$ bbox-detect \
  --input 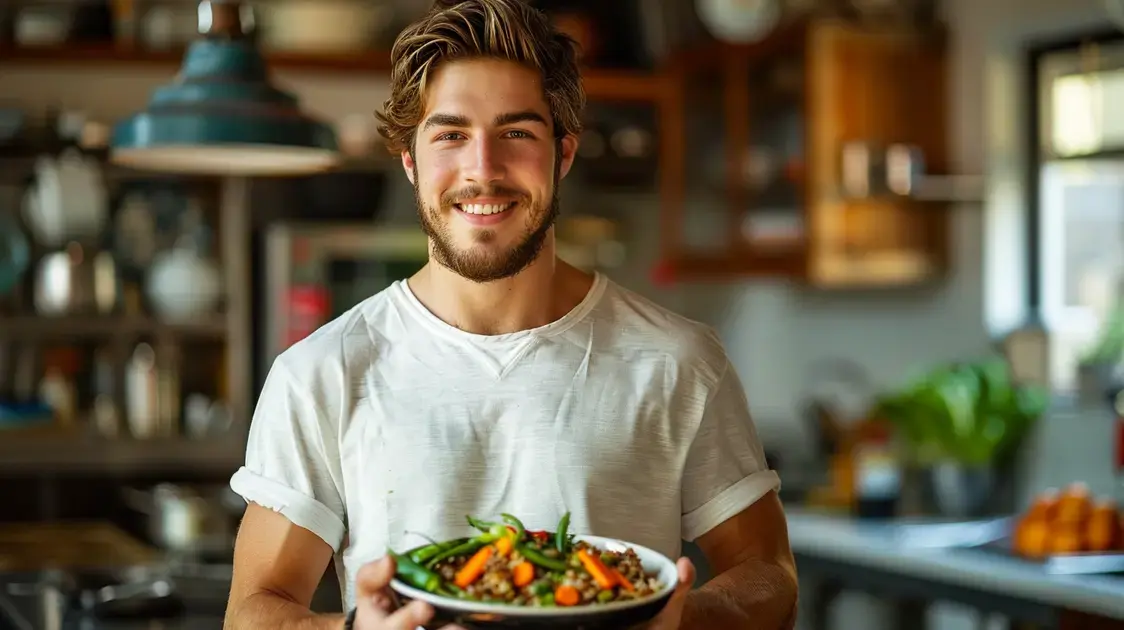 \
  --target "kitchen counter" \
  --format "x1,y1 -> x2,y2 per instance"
0,567 -> 230,630
786,507 -> 1124,628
